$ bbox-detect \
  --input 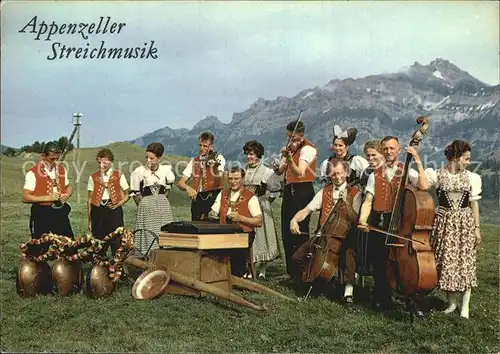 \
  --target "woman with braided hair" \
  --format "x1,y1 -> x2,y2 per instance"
320,125 -> 369,187
425,140 -> 482,319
